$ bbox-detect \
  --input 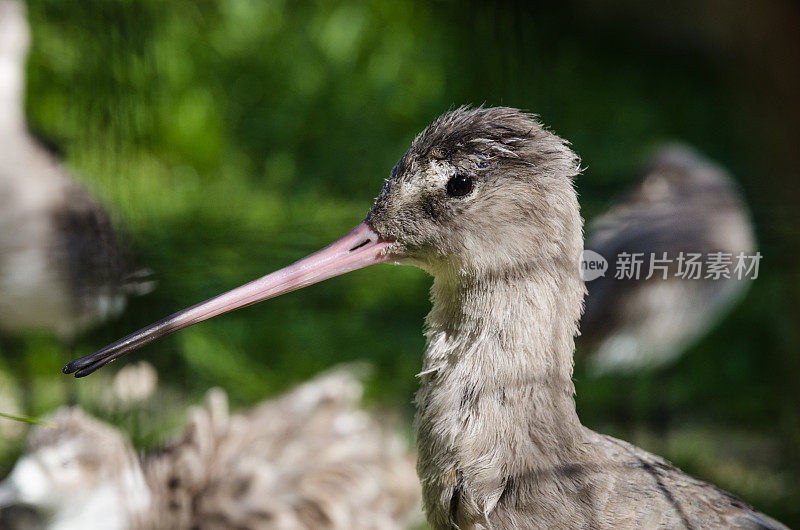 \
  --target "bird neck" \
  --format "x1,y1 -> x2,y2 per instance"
416,259 -> 585,520
0,56 -> 25,136
0,3 -> 28,136
420,259 -> 585,431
